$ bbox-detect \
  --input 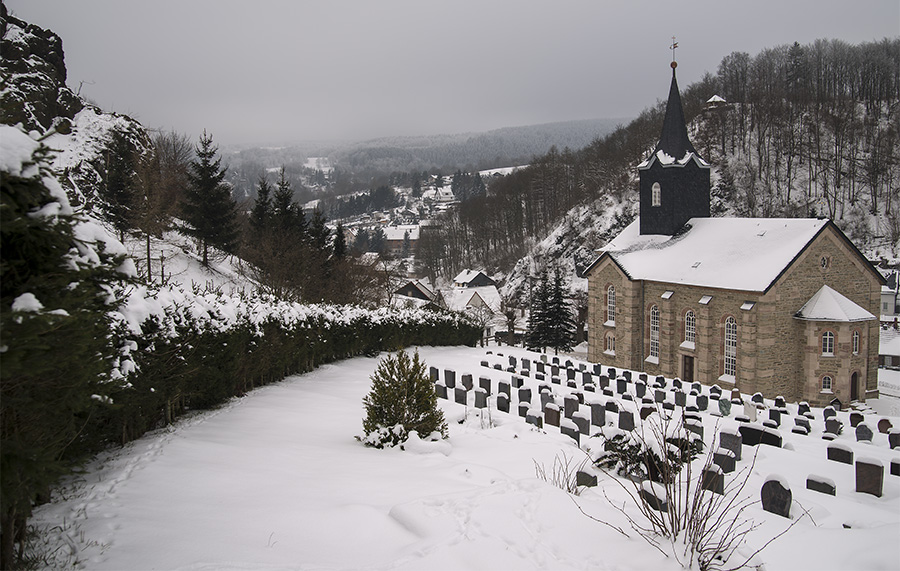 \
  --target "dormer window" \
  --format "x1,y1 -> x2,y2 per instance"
651,182 -> 661,207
